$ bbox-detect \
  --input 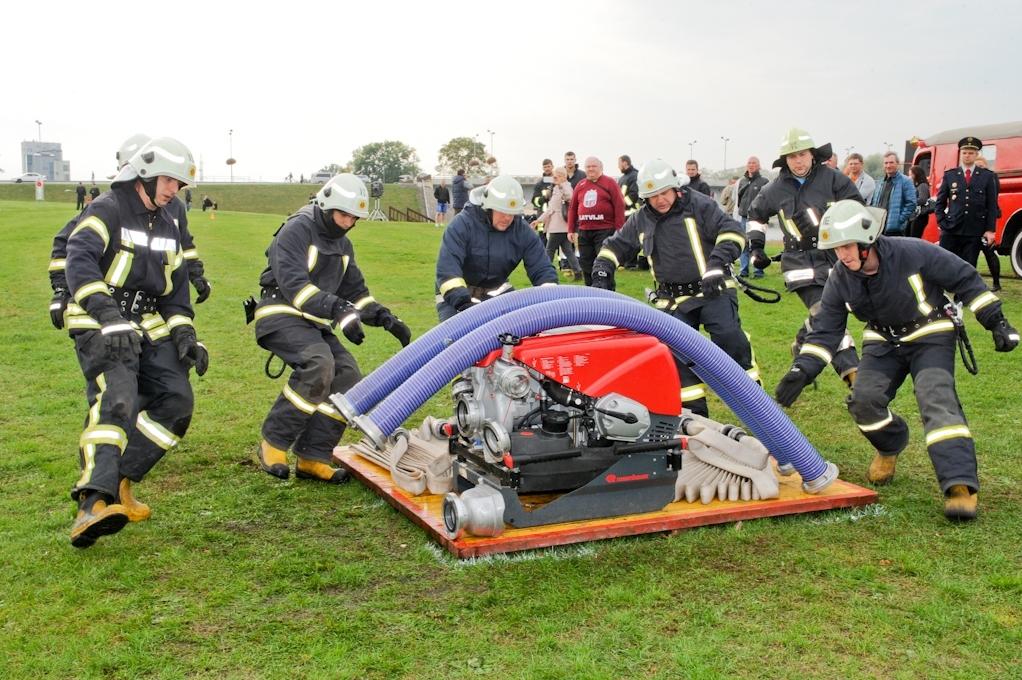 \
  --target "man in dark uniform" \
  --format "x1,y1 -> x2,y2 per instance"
89,183 -> 101,201
617,155 -> 643,269
591,159 -> 758,417
48,134 -> 212,330
935,136 -> 999,268
736,156 -> 769,278
564,151 -> 585,188
776,200 -> 1018,520
253,173 -> 411,483
75,182 -> 86,210
747,128 -> 863,387
63,137 -> 209,547
684,160 -> 712,197
529,159 -> 554,246
435,175 -> 558,321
